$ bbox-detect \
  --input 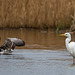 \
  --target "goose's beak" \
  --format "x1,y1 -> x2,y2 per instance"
59,34 -> 65,36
